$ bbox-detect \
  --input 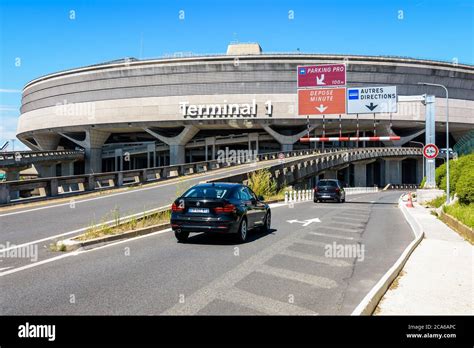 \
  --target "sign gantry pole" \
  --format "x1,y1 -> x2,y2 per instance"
373,113 -> 376,137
